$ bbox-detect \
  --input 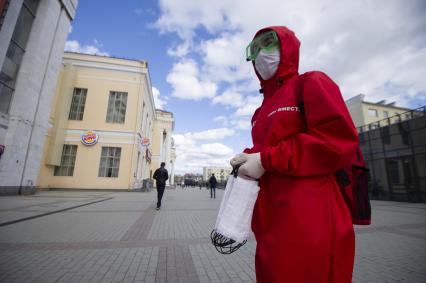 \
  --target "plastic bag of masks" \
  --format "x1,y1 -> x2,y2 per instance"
211,169 -> 260,254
